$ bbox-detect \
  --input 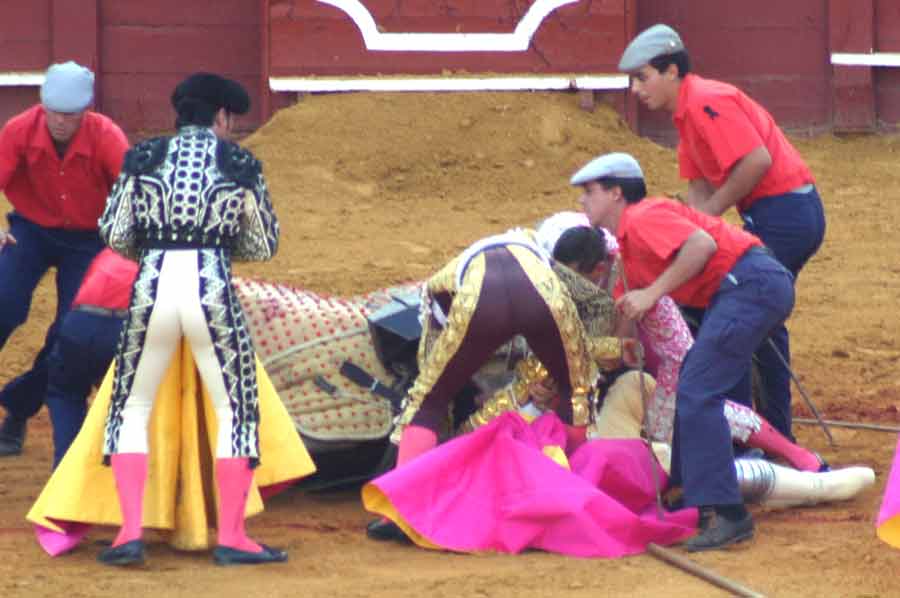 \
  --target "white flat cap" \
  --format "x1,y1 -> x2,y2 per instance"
535,211 -> 589,256
570,152 -> 644,185
618,24 -> 684,72
536,210 -> 619,257
41,61 -> 95,113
